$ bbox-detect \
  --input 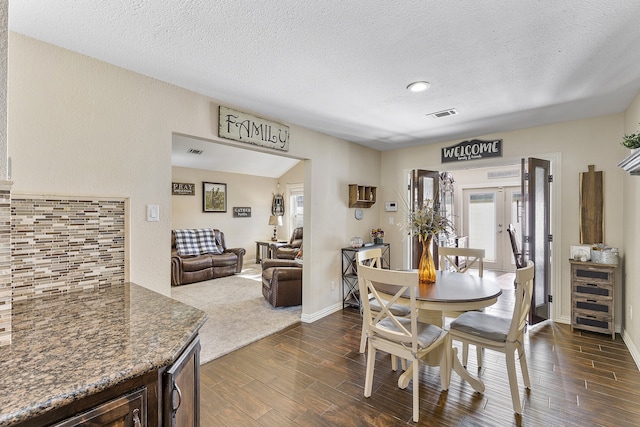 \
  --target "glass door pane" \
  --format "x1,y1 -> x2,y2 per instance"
466,191 -> 497,263
286,184 -> 304,236
463,186 -> 519,271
